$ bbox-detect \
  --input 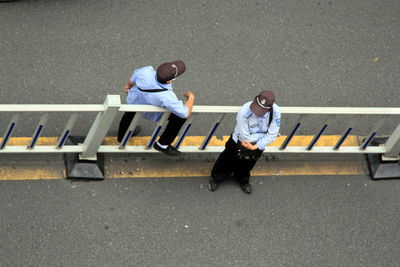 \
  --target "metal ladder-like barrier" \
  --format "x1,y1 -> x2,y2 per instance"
1,95 -> 400,161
